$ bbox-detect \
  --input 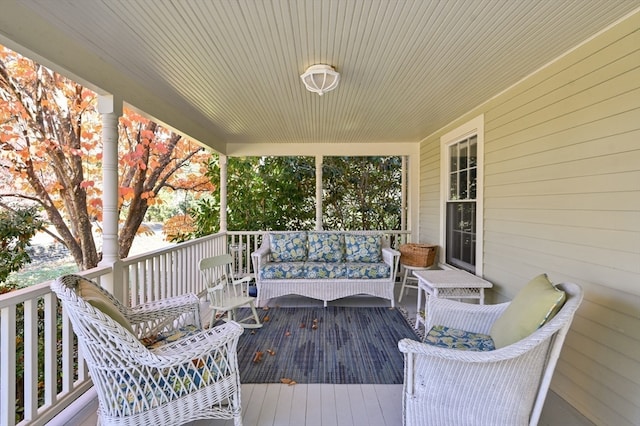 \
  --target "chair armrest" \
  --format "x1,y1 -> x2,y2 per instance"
382,247 -> 400,265
382,247 -> 401,278
426,297 -> 508,335
148,321 -> 244,366
231,275 -> 253,293
251,241 -> 271,281
126,293 -> 202,336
